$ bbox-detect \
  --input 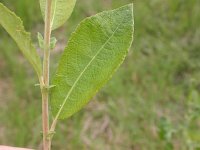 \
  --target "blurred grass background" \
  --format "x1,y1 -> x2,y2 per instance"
0,0 -> 200,149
